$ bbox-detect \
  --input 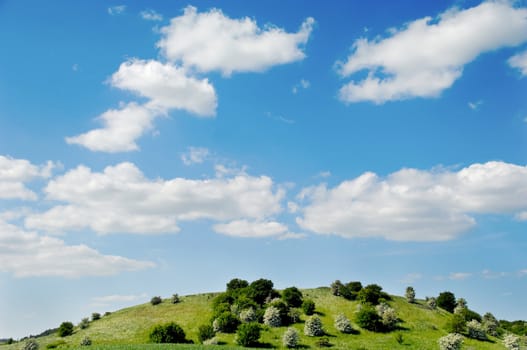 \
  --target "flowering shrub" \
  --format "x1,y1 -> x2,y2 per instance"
426,297 -> 437,310
405,287 -> 415,303
466,319 -> 486,340
22,339 -> 39,350
376,303 -> 398,331
263,306 -> 282,327
503,334 -> 521,350
304,315 -> 324,336
283,327 -> 300,348
240,307 -> 257,323
288,308 -> 301,324
438,333 -> 463,350
334,314 -> 353,334
482,312 -> 499,336
80,336 -> 92,346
